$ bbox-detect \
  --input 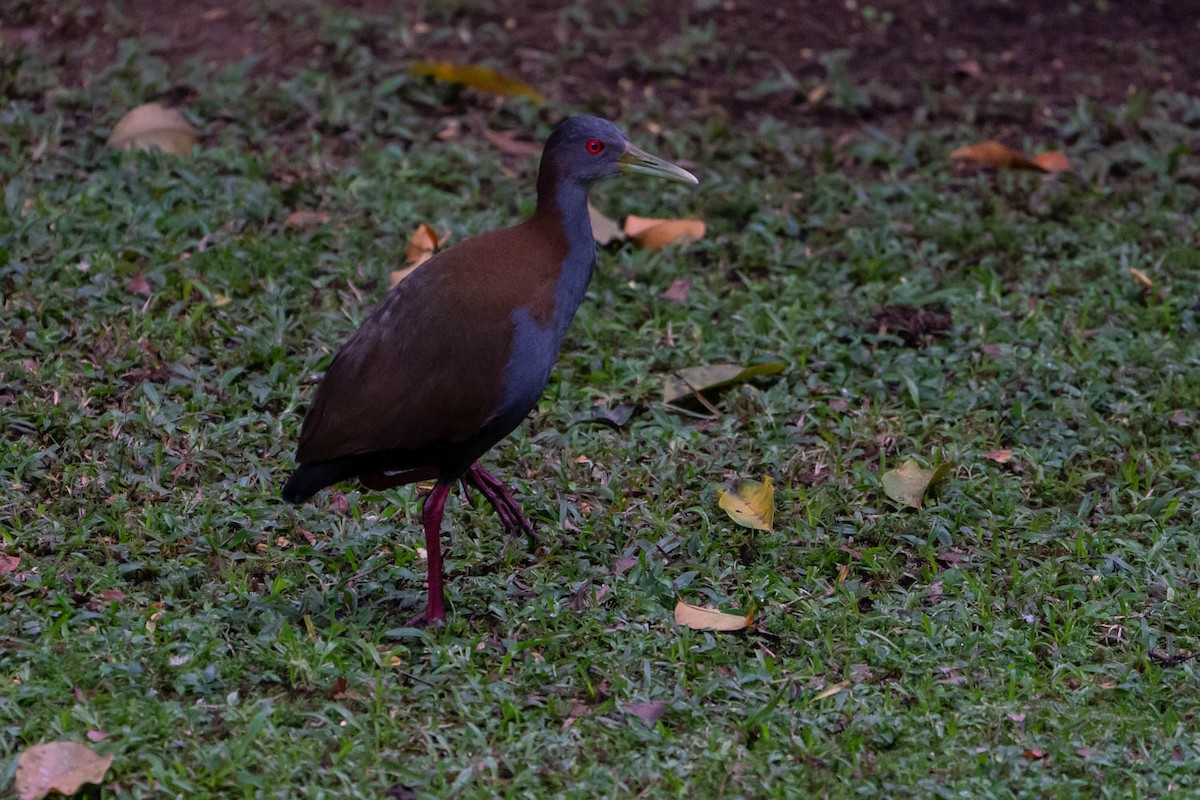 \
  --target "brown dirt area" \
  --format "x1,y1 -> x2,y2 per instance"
5,0 -> 1198,134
